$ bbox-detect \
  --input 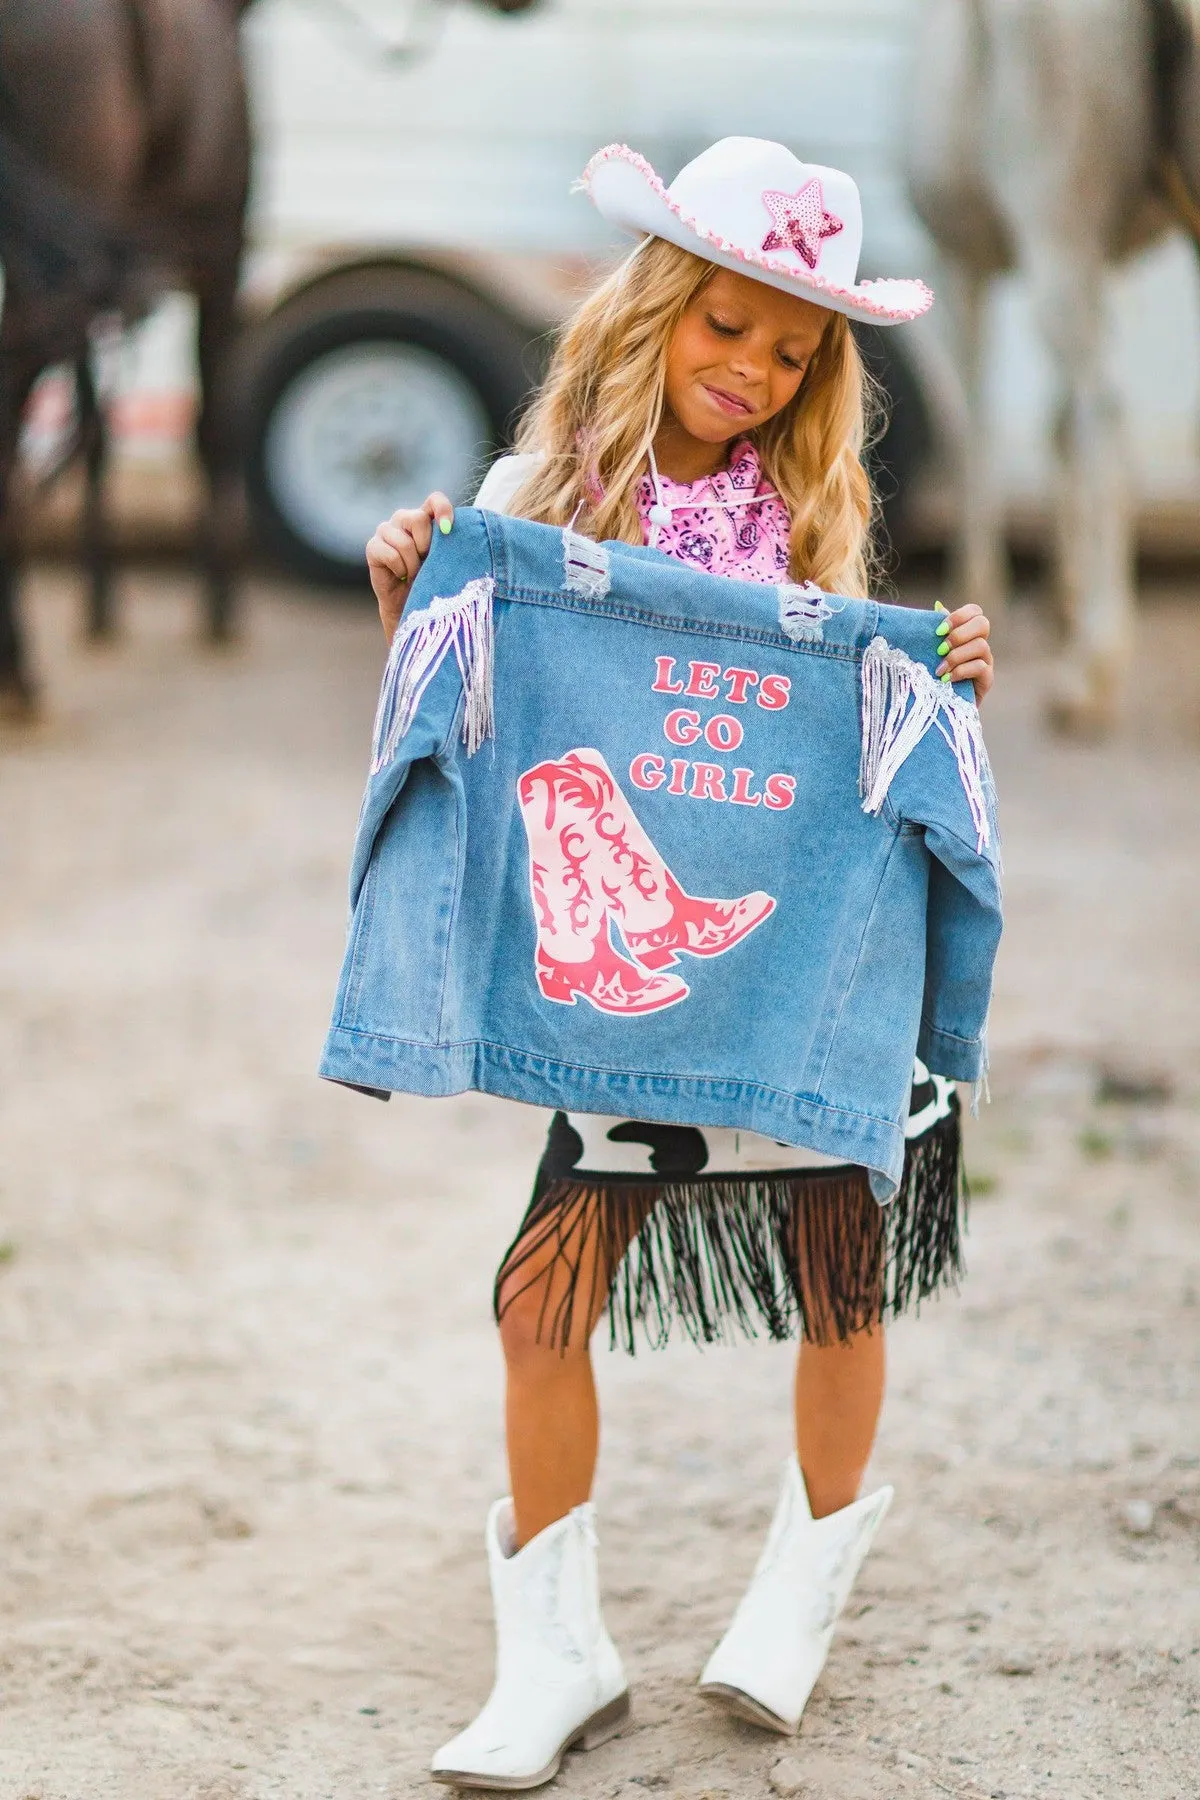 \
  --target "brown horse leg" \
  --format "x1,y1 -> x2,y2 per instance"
78,355 -> 115,640
0,555 -> 36,718
194,248 -> 244,643
0,318 -> 44,716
